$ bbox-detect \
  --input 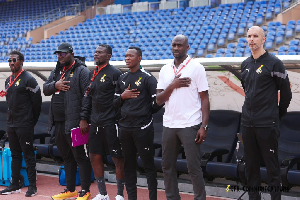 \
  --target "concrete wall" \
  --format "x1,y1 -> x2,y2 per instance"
44,15 -> 86,39
26,16 -> 85,43
189,0 -> 209,7
84,0 -> 114,20
276,4 -> 300,24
